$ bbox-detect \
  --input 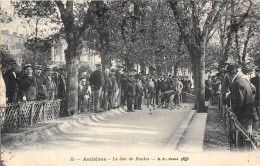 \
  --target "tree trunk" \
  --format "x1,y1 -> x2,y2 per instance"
196,47 -> 206,113
65,47 -> 79,116
190,42 -> 206,113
